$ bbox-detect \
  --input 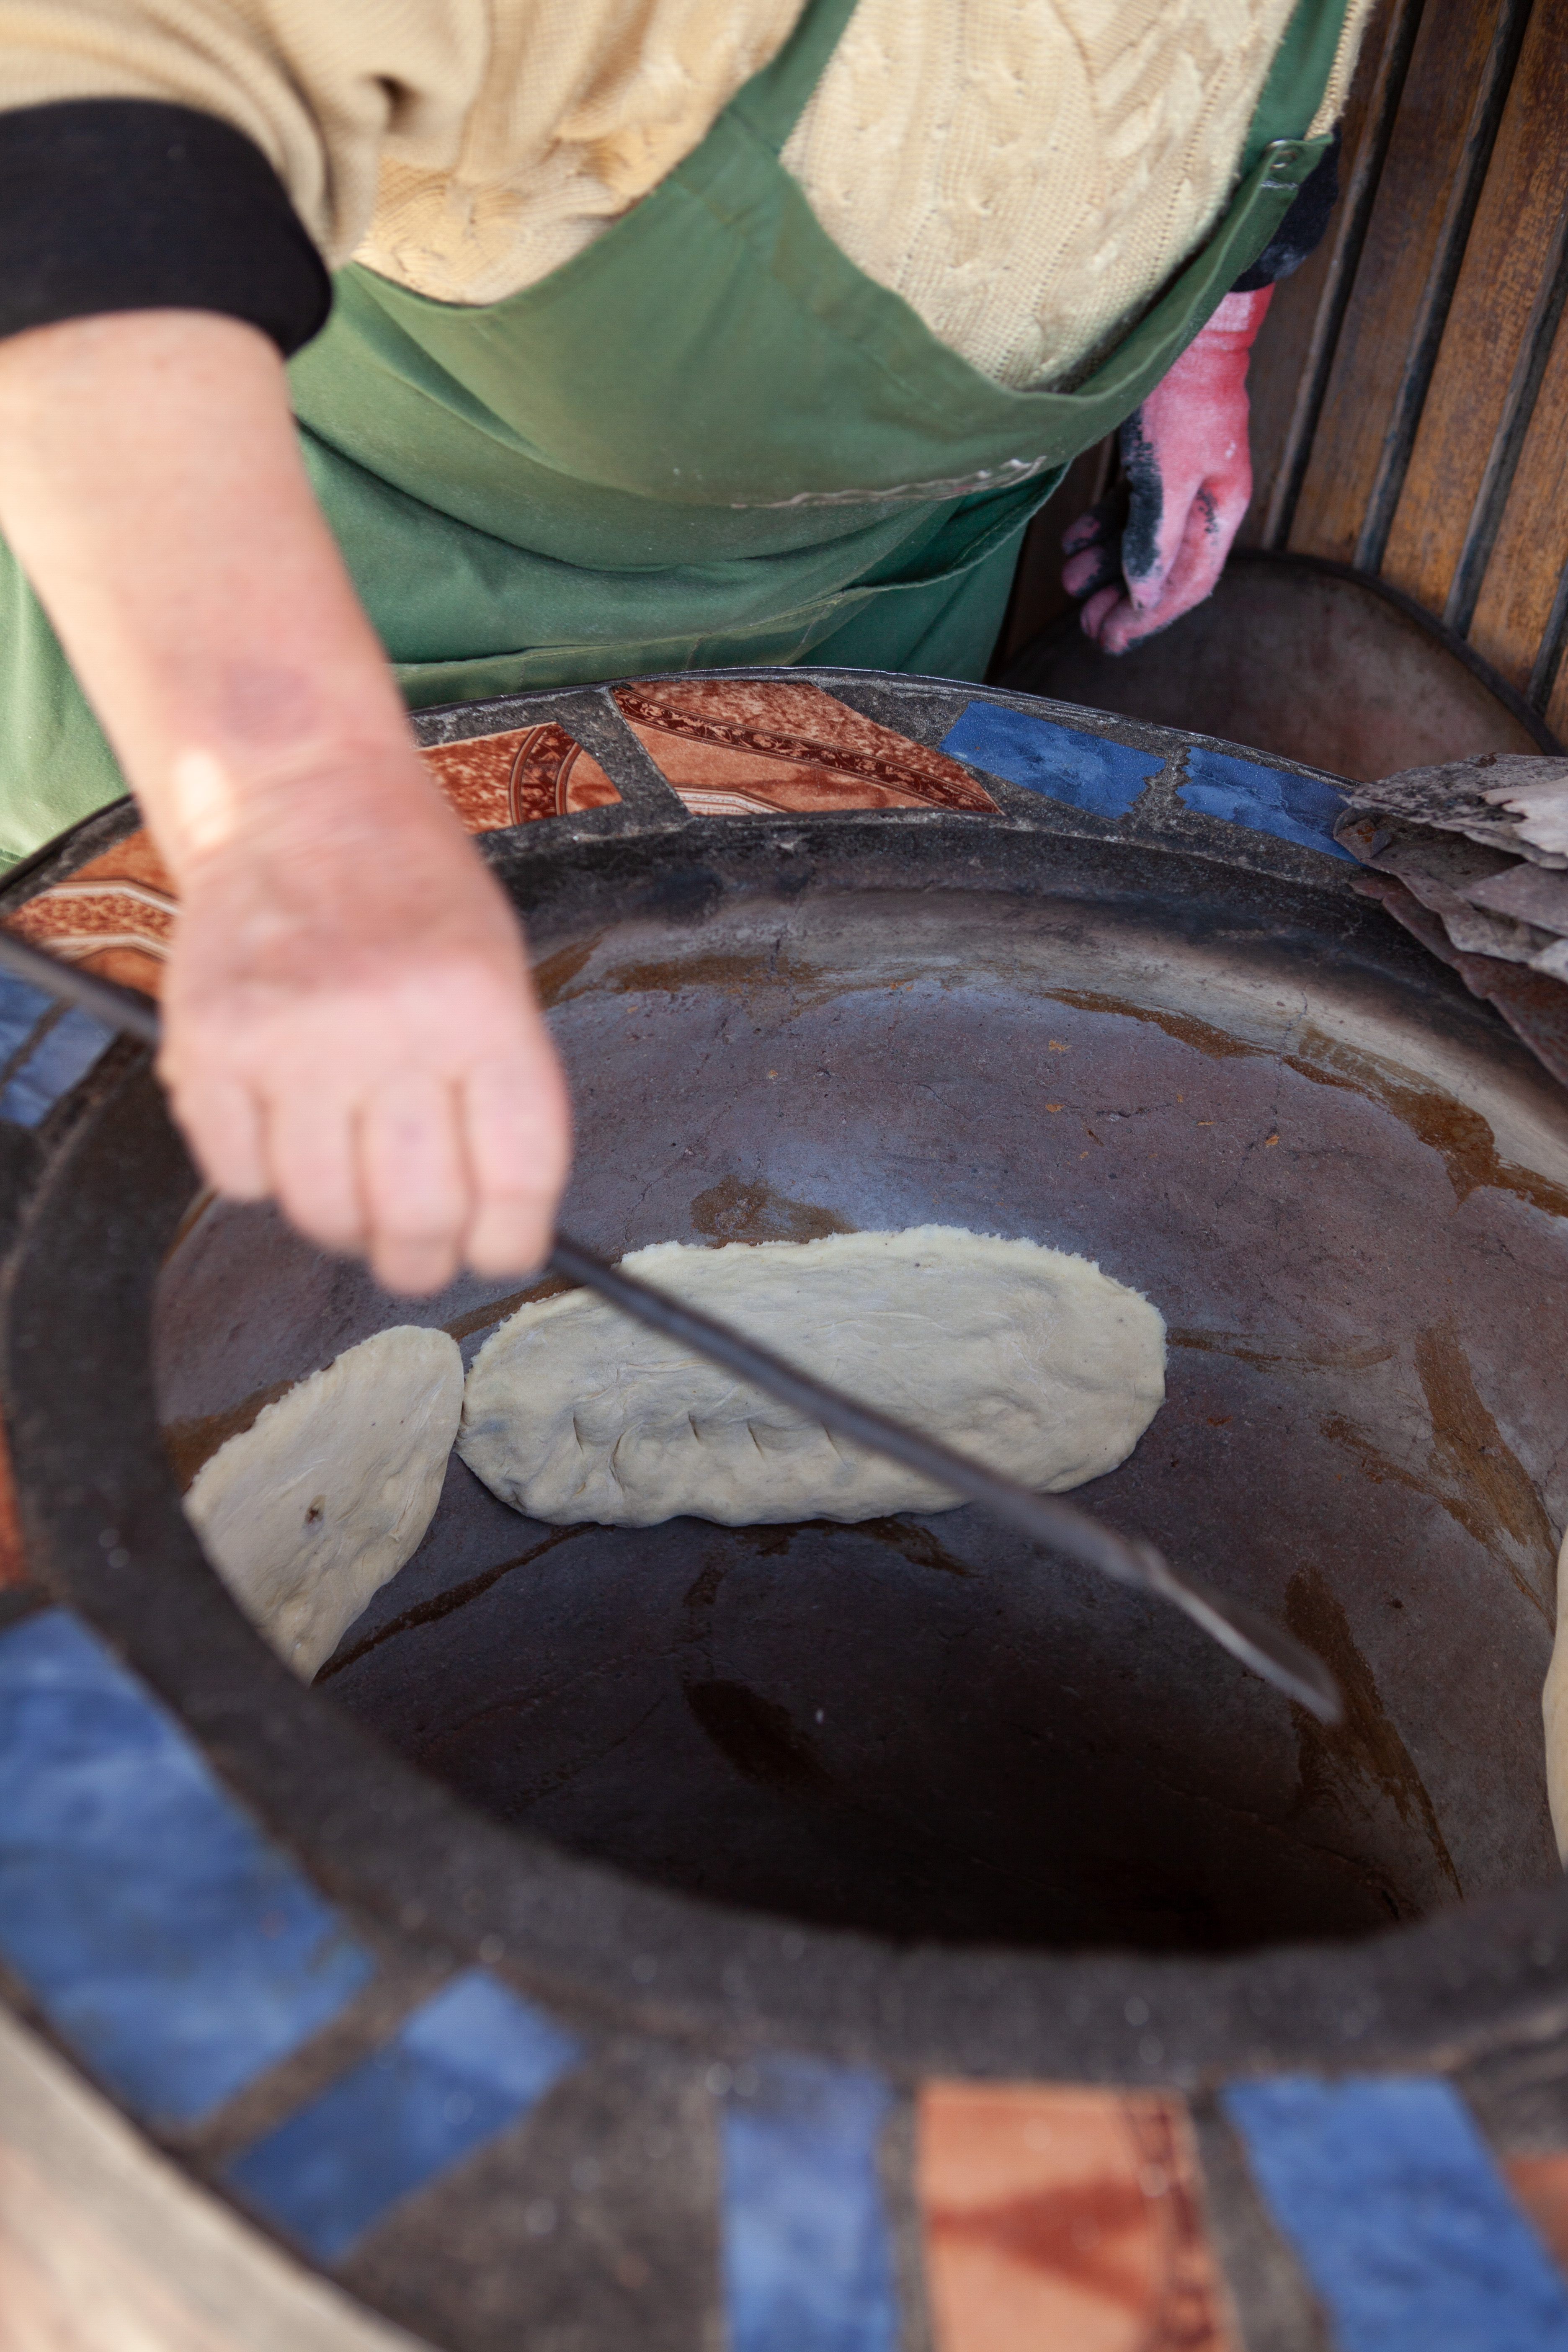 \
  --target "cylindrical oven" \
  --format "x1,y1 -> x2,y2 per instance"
4,668 -> 1568,2352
